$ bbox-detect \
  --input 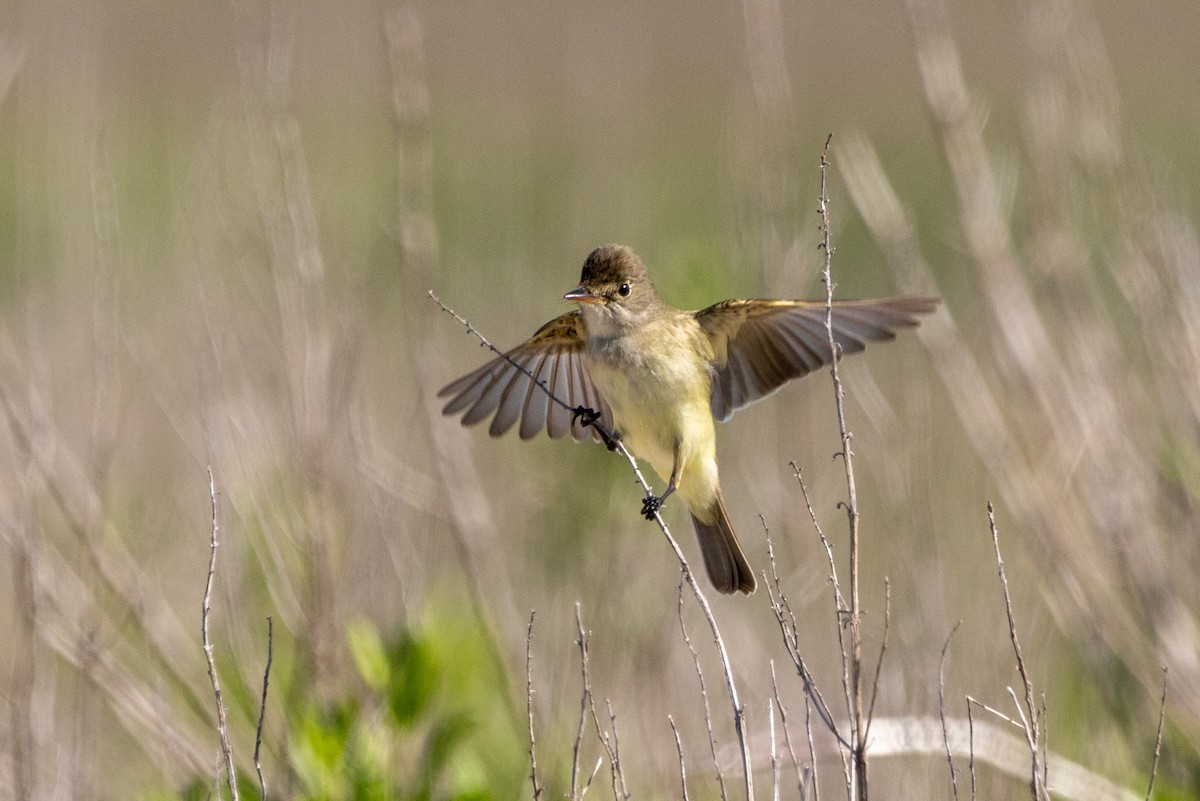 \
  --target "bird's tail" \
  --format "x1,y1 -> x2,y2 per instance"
690,491 -> 756,595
